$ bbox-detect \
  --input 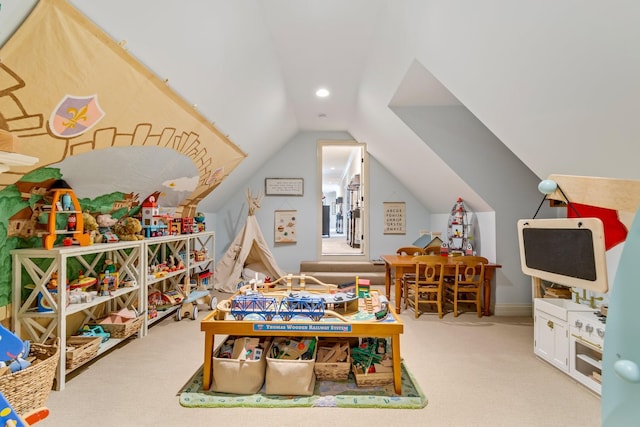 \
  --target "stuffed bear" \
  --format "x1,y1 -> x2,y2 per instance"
82,212 -> 99,244
113,217 -> 144,241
